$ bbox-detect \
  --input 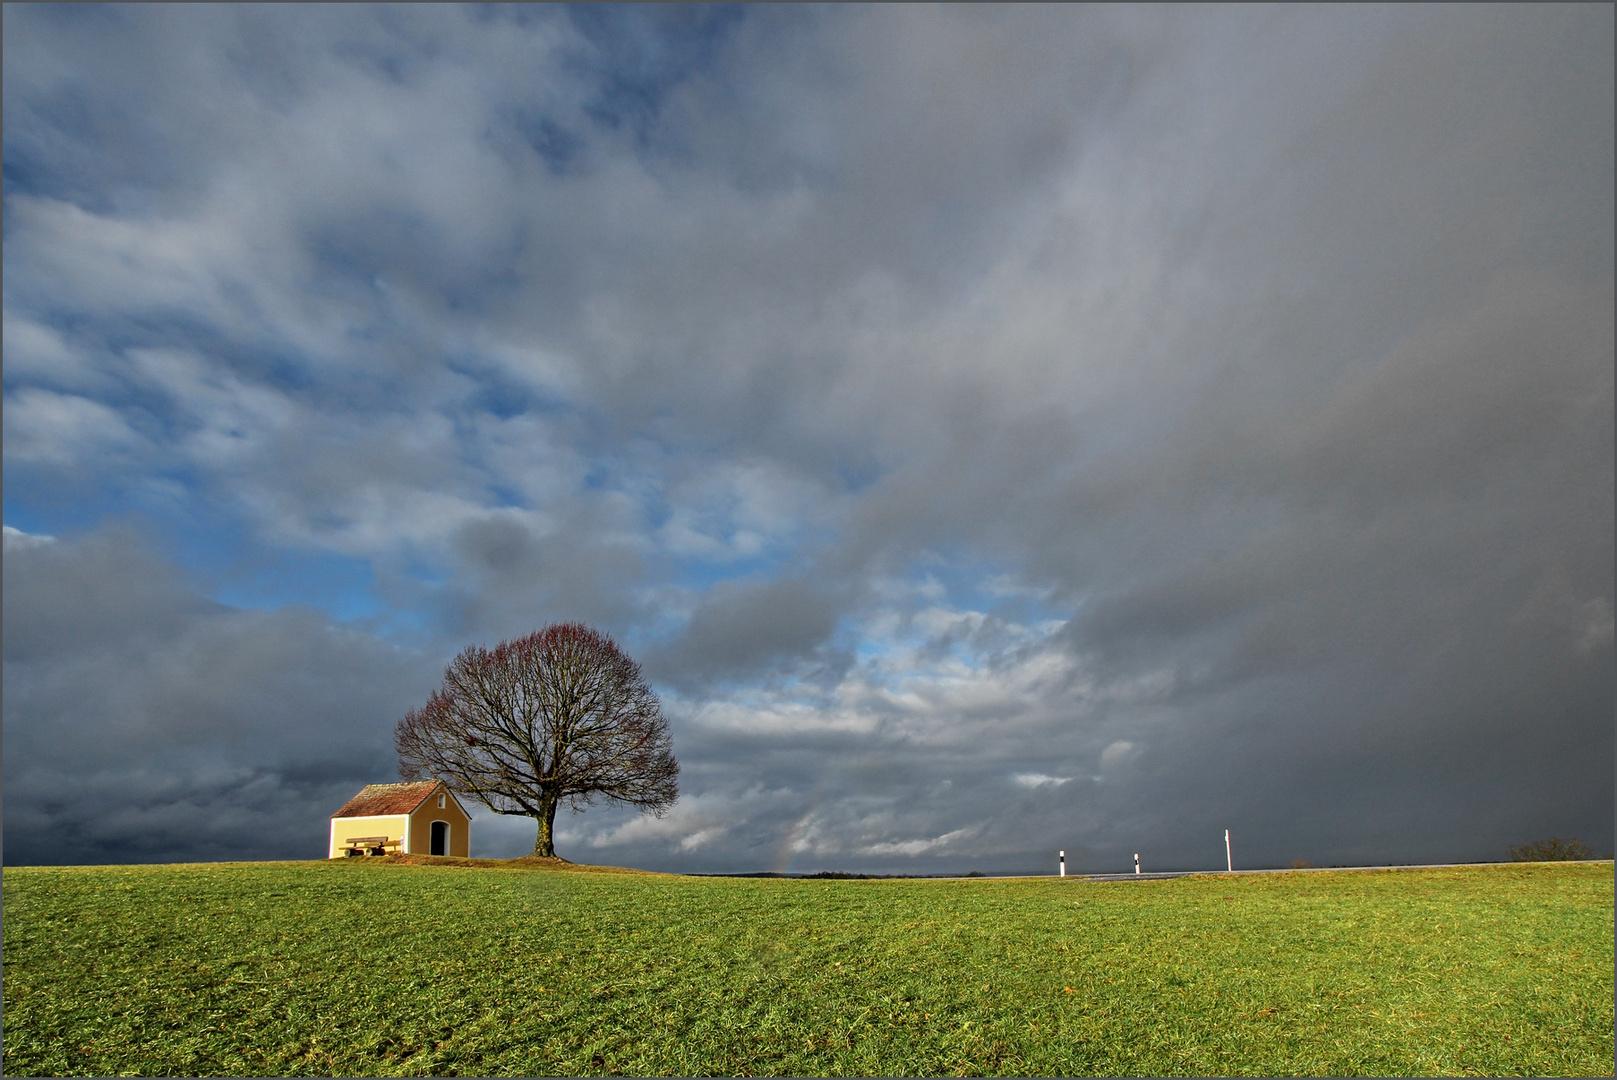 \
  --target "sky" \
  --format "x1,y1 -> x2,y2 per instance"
3,4 -> 1611,874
